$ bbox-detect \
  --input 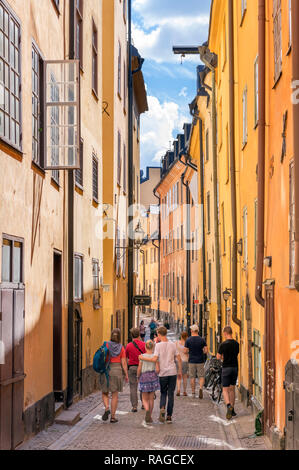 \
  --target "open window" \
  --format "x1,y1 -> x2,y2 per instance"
44,60 -> 80,170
